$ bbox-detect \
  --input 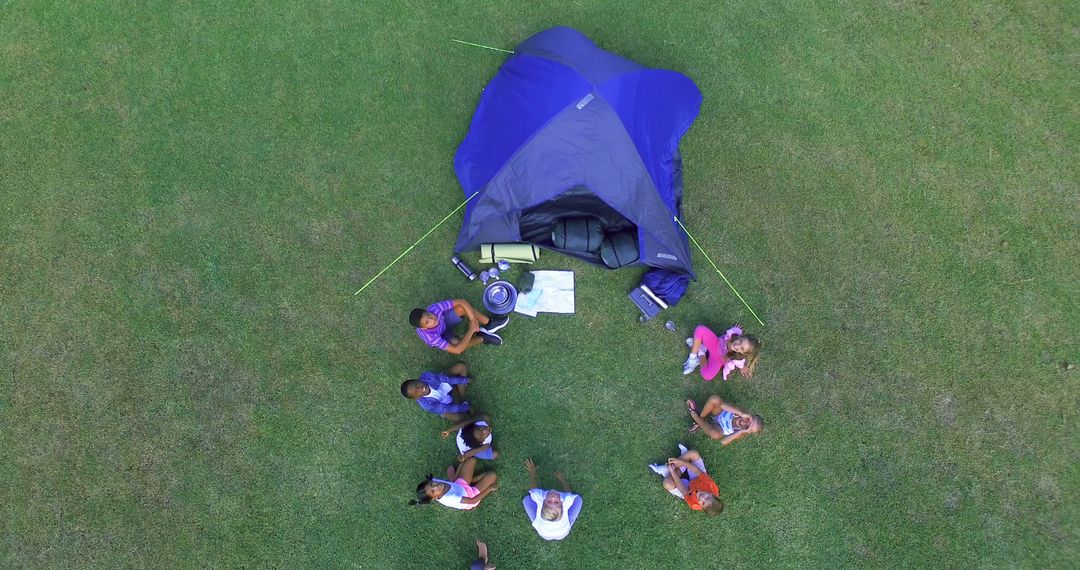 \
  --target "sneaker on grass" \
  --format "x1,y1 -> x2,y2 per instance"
682,354 -> 700,375
483,315 -> 510,334
479,331 -> 503,346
